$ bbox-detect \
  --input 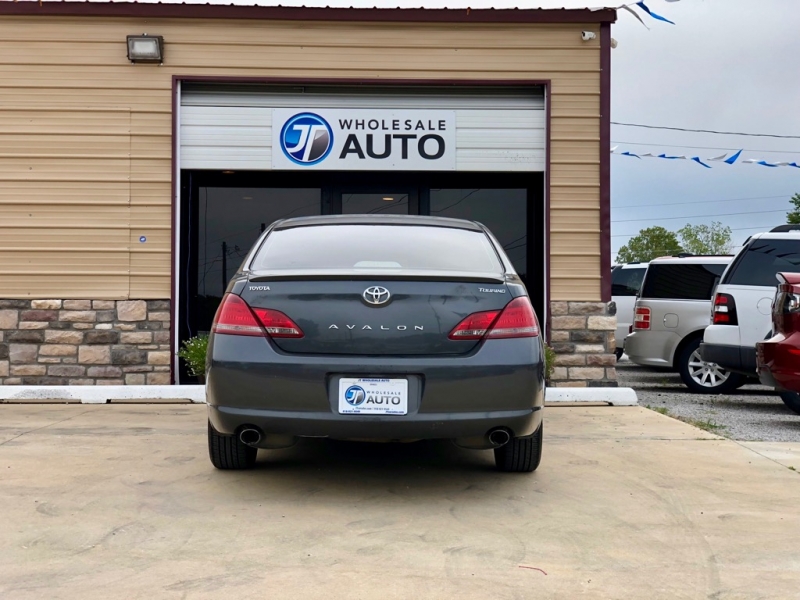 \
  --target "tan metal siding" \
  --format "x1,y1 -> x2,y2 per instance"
0,17 -> 602,300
